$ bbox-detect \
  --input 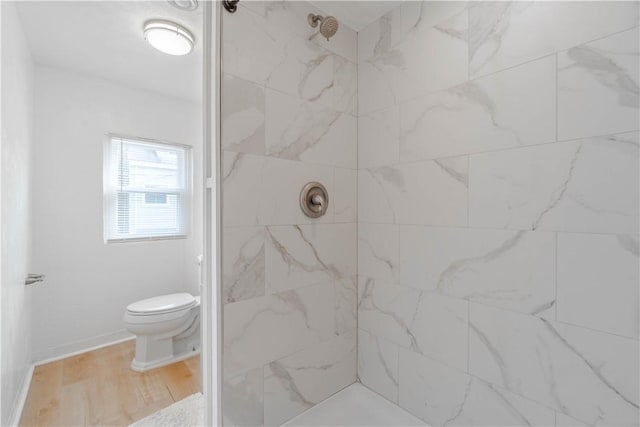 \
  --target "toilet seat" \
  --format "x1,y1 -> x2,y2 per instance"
127,292 -> 196,316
